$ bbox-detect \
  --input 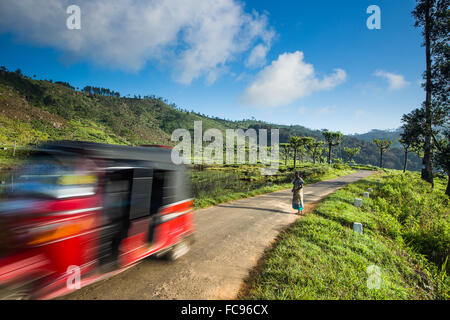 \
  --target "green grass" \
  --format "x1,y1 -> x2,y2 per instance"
244,171 -> 449,300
